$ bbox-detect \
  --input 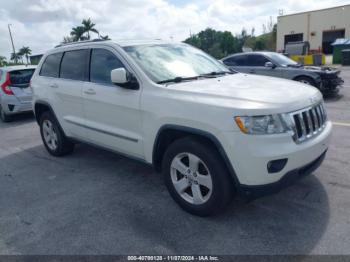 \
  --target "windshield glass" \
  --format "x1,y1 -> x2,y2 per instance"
265,53 -> 298,66
123,43 -> 231,83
